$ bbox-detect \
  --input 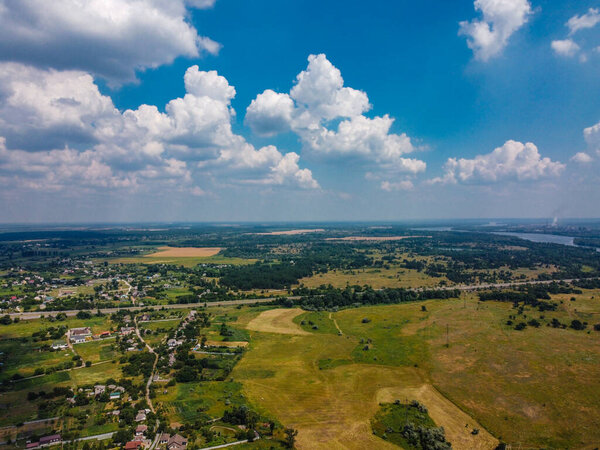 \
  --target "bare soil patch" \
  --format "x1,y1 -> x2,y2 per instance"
145,246 -> 222,257
246,308 -> 310,335
377,384 -> 498,450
